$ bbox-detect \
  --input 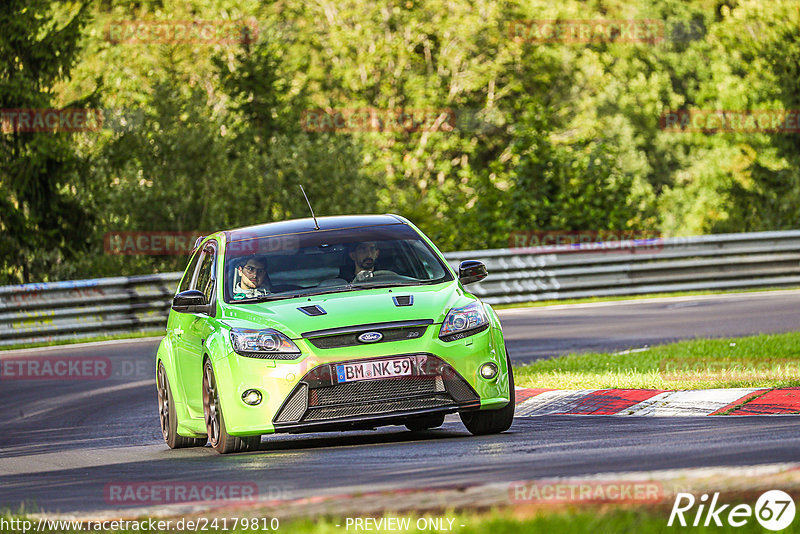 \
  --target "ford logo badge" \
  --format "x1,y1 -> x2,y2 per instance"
358,331 -> 383,343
